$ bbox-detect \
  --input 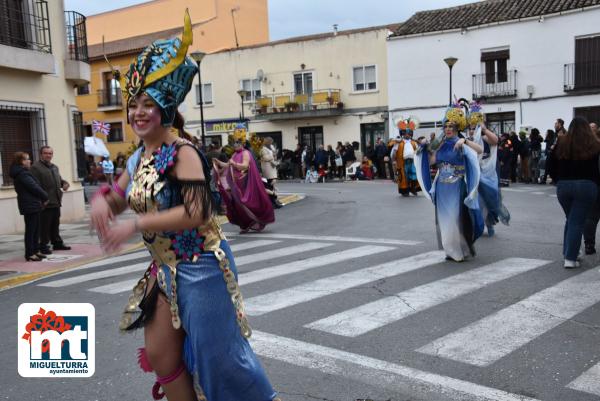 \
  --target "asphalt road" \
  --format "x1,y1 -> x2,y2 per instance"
2,180 -> 600,401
